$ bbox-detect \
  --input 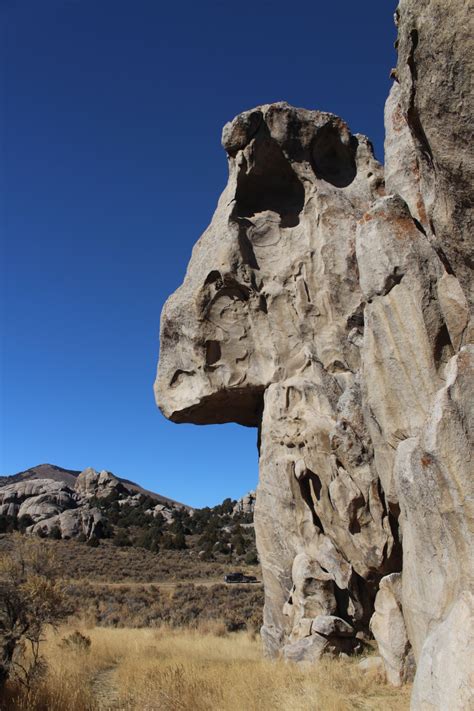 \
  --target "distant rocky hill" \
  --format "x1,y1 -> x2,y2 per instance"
0,463 -> 81,488
0,465 -> 257,564
0,463 -> 187,508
